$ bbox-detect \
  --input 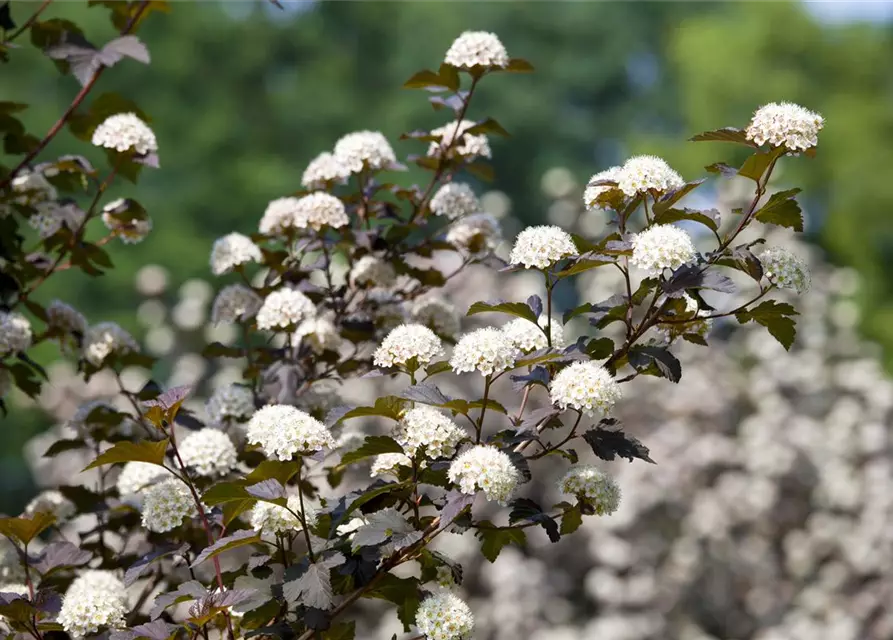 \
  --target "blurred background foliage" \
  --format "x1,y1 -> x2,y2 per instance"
2,0 -> 892,507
